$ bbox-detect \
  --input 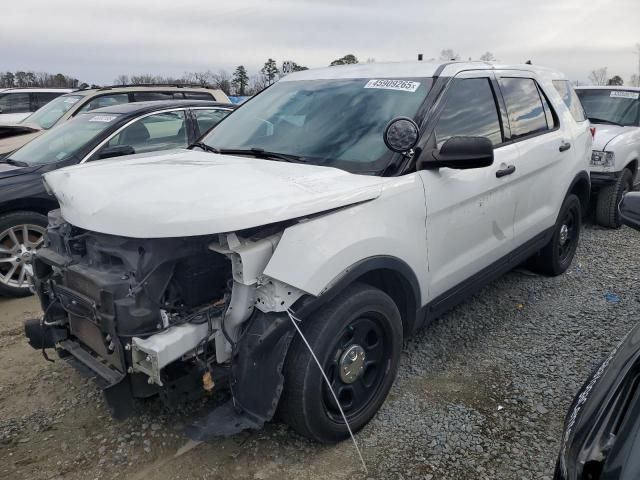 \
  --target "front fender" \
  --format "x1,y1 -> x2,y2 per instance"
263,174 -> 429,305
